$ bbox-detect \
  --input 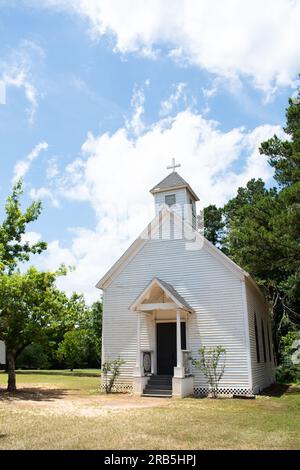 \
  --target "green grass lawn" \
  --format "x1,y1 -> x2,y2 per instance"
0,372 -> 299,450
1,369 -> 101,377
0,370 -> 100,393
